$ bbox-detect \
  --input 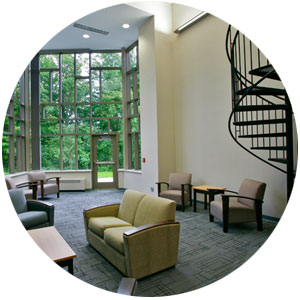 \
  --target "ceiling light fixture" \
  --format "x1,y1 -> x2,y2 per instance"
122,23 -> 130,29
83,34 -> 90,39
174,11 -> 208,33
